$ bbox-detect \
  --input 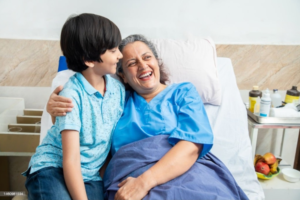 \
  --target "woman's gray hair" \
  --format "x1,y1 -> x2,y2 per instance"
116,34 -> 159,73
116,34 -> 169,90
